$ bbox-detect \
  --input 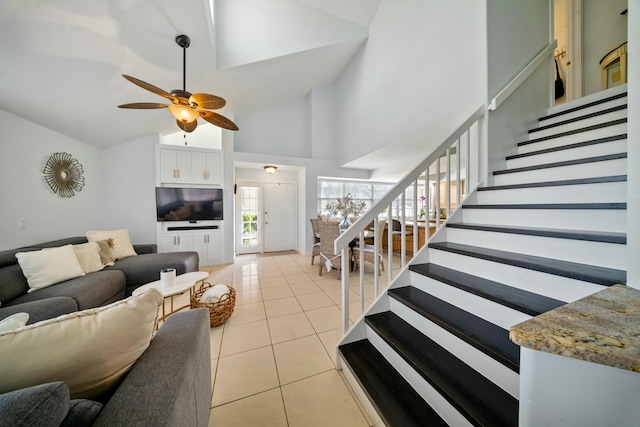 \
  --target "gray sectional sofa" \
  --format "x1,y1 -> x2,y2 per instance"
0,236 -> 211,426
0,236 -> 199,324
1,309 -> 212,427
